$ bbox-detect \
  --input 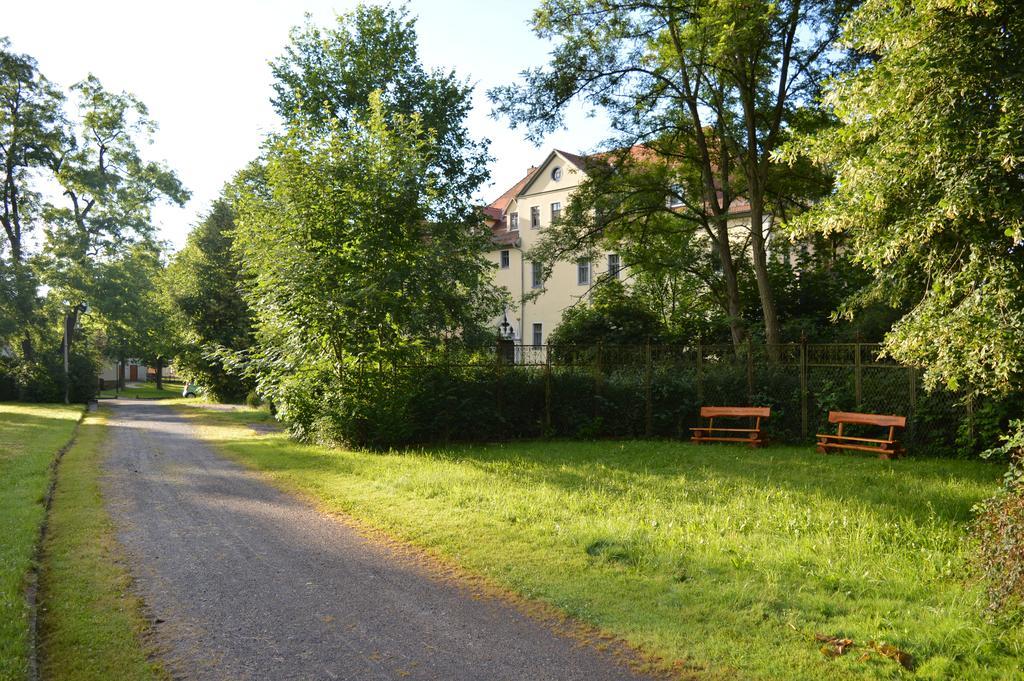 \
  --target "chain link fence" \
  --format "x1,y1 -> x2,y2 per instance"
396,341 -> 967,453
